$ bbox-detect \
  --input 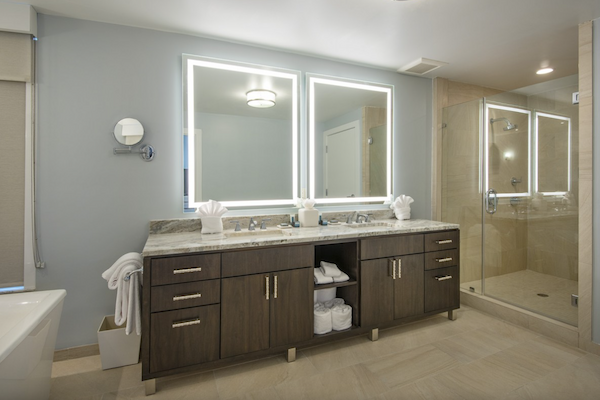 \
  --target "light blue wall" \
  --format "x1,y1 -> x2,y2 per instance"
35,15 -> 432,349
